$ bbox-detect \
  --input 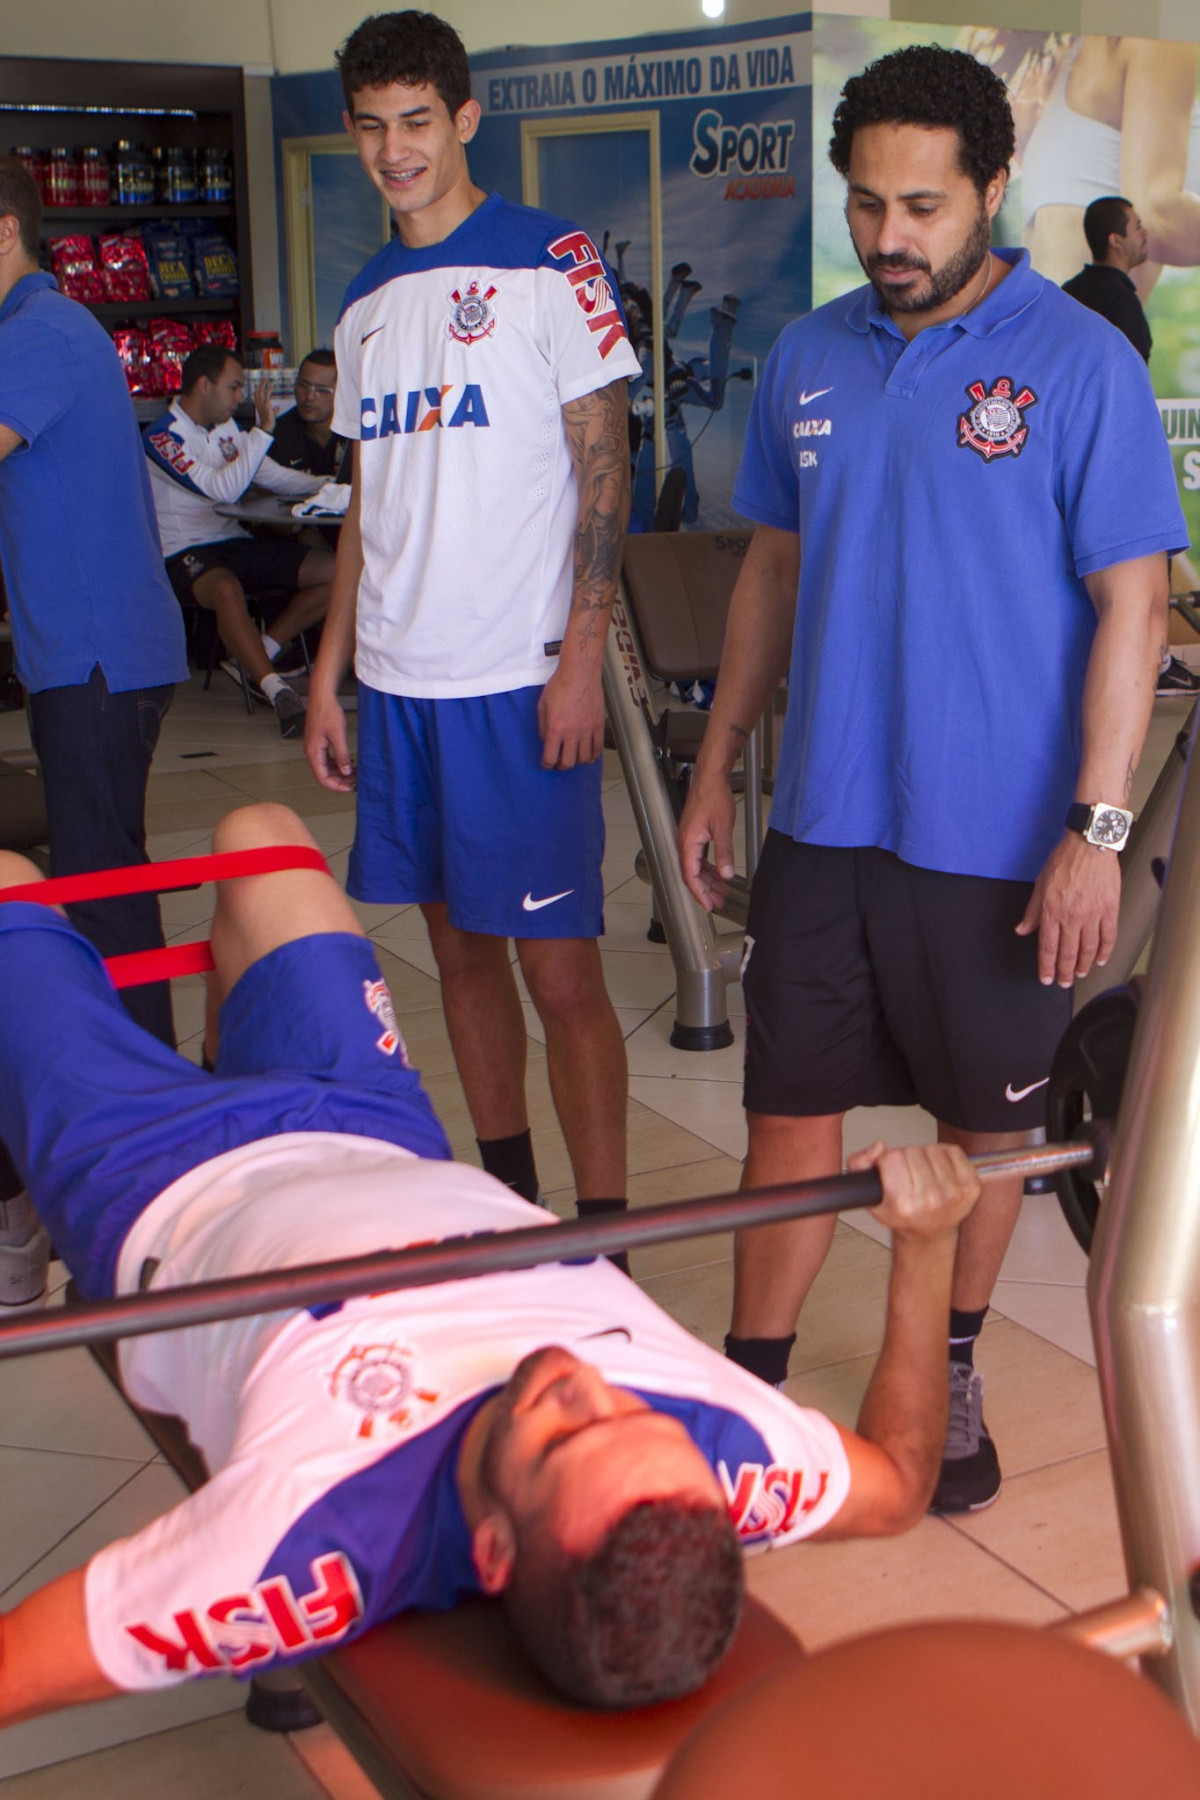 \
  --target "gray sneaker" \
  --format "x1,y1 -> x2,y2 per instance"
0,1194 -> 50,1309
929,1362 -> 1001,1514
273,685 -> 306,740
